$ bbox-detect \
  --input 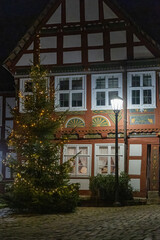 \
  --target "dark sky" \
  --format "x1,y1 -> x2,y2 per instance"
0,0 -> 50,64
